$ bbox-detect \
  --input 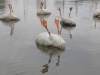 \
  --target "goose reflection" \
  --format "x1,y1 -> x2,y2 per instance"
37,14 -> 51,21
60,22 -> 76,38
1,20 -> 19,36
93,16 -> 100,29
36,43 -> 65,74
